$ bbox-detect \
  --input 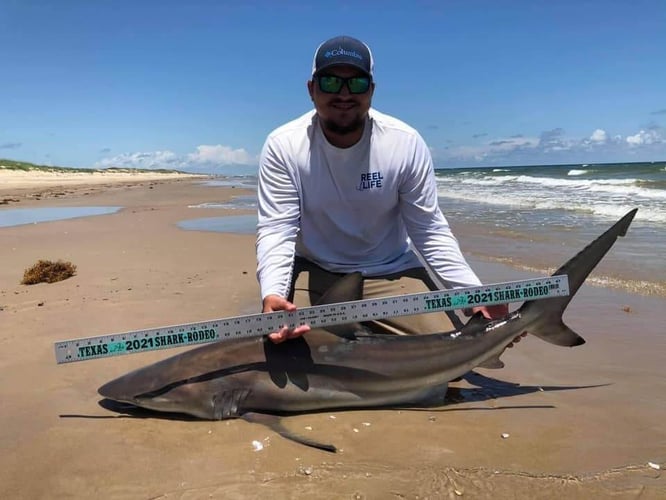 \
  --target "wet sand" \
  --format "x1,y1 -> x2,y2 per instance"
0,177 -> 664,499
